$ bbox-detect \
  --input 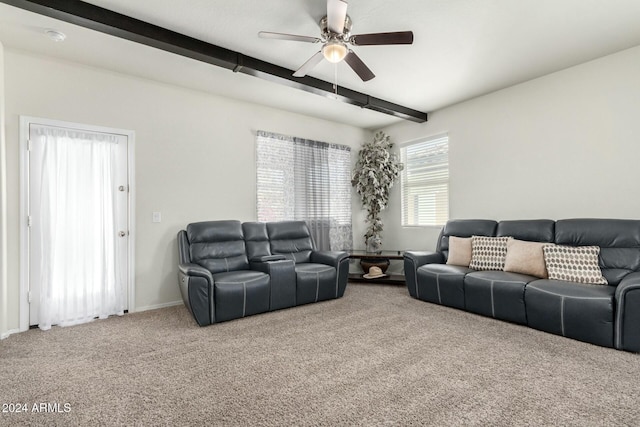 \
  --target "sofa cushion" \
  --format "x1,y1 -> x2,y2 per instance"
543,245 -> 607,285
294,263 -> 337,304
187,220 -> 249,274
267,221 -> 315,264
555,219 -> 640,285
242,222 -> 271,261
469,236 -> 510,271
212,270 -> 270,322
446,237 -> 472,267
525,280 -> 616,348
416,264 -> 472,309
464,271 -> 537,325
438,219 -> 497,258
503,239 -> 549,278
